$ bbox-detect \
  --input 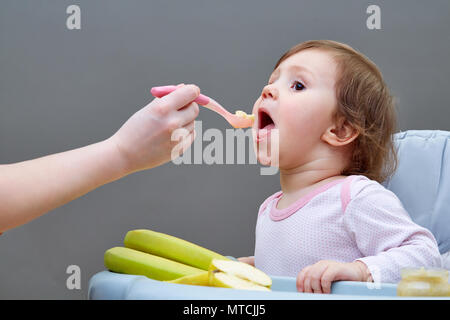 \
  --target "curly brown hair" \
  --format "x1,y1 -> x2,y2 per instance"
274,40 -> 398,183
